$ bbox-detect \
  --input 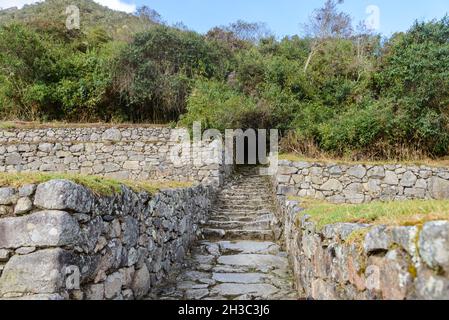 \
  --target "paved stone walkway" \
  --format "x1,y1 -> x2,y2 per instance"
148,167 -> 298,300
